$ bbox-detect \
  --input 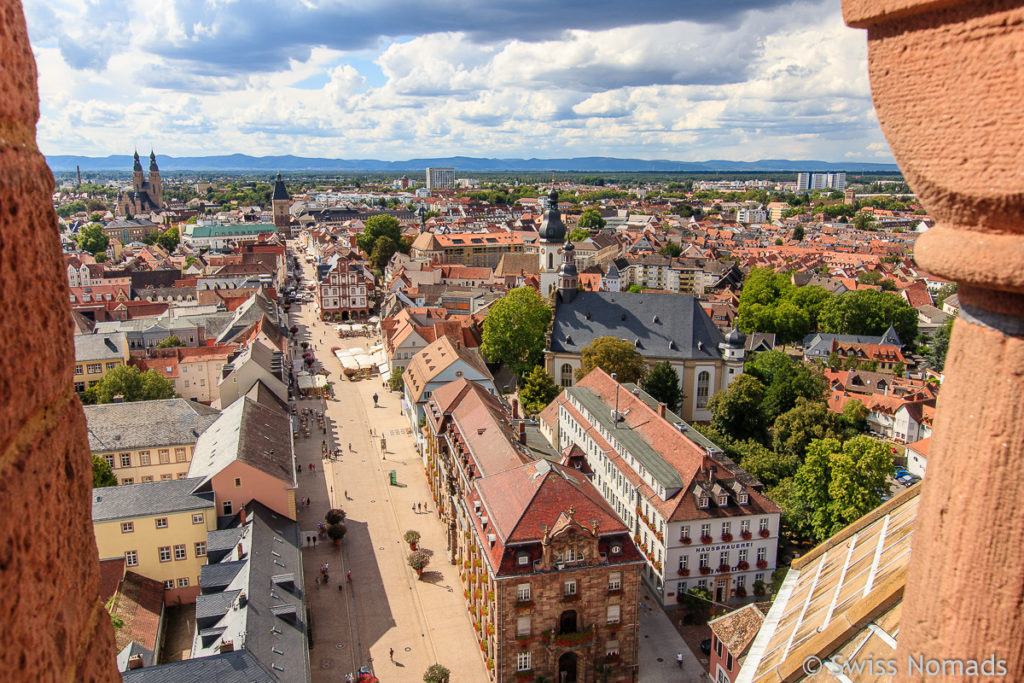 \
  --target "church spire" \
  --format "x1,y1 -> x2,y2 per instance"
149,149 -> 159,172
133,149 -> 142,172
